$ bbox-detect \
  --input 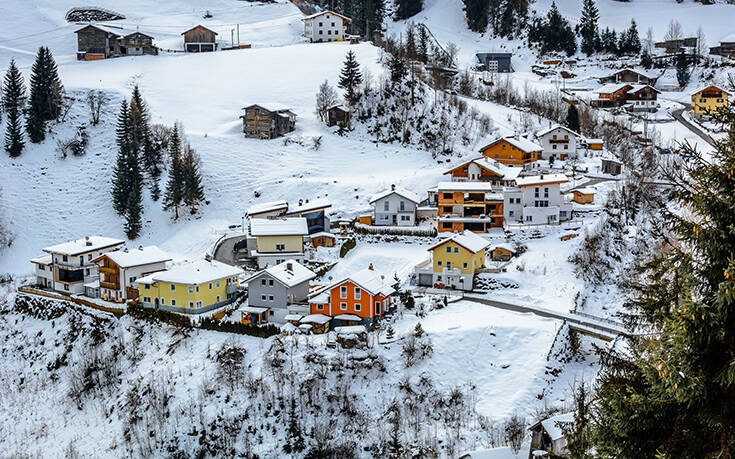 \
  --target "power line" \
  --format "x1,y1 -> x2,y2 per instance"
0,24 -> 76,45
